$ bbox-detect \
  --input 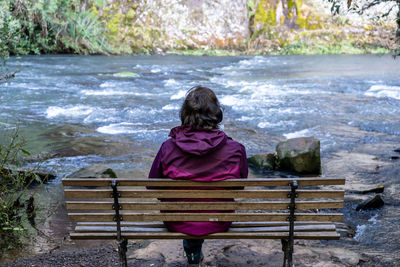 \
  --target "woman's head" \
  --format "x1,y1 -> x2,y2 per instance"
180,86 -> 223,129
